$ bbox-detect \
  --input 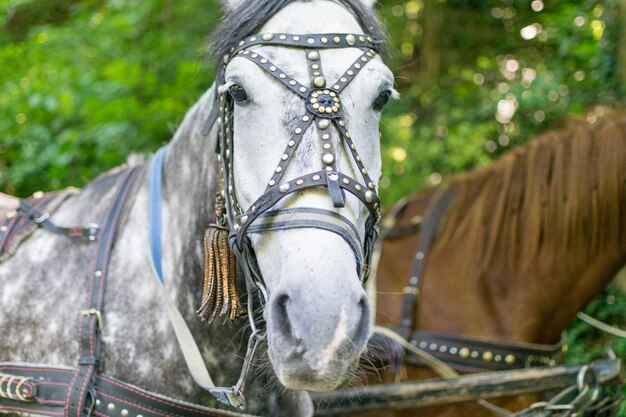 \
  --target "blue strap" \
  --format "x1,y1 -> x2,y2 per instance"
149,146 -> 168,283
